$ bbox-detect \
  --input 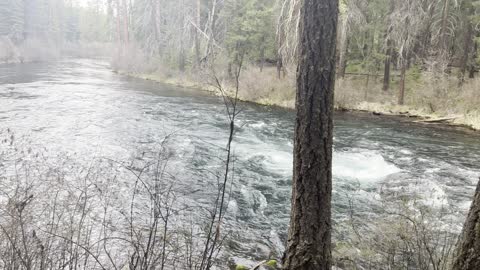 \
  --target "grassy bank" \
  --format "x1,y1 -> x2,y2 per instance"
115,64 -> 480,131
